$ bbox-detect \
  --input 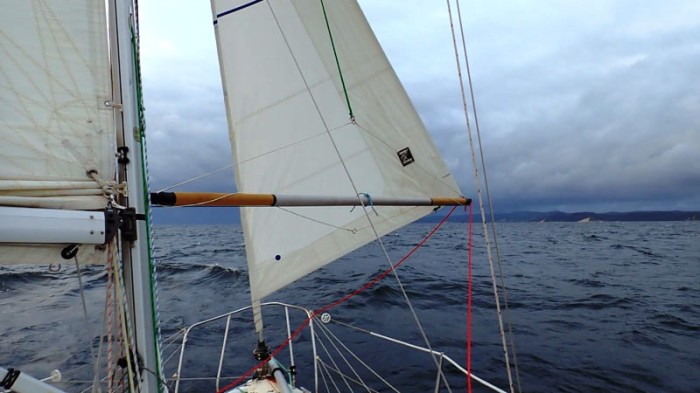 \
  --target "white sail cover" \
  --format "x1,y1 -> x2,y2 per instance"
0,1 -> 114,264
212,0 -> 461,301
